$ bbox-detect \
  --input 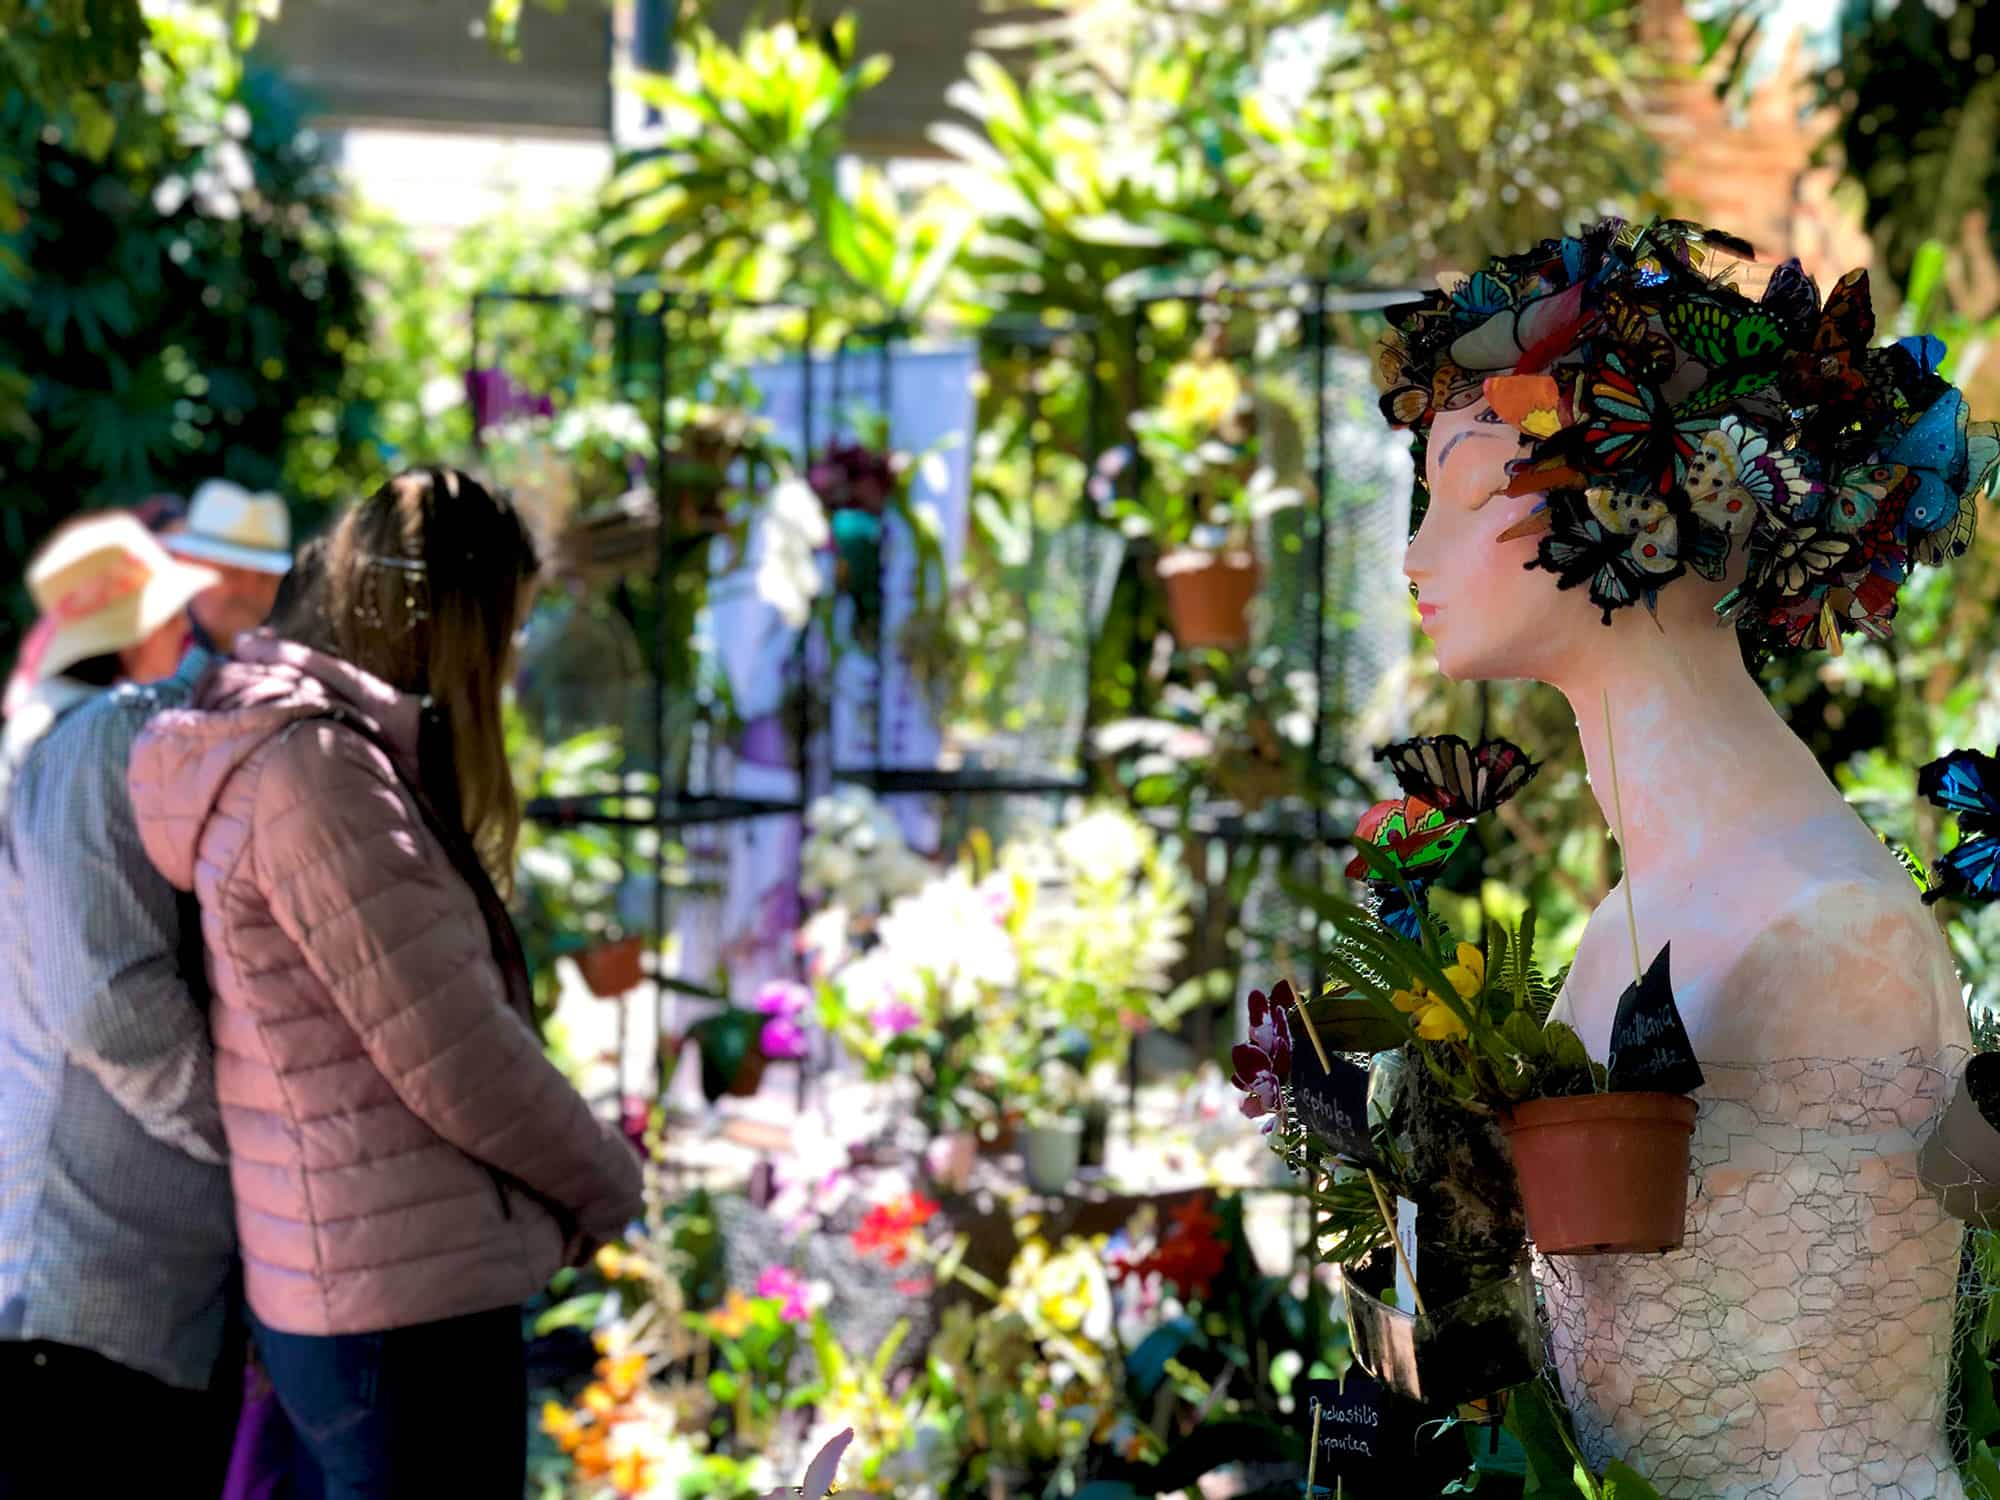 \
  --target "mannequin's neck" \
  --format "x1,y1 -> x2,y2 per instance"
1549,623 -> 1831,882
